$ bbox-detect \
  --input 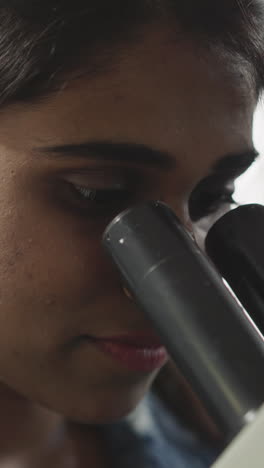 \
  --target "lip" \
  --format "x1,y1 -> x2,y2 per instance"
94,339 -> 168,372
96,332 -> 165,348
80,332 -> 168,373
